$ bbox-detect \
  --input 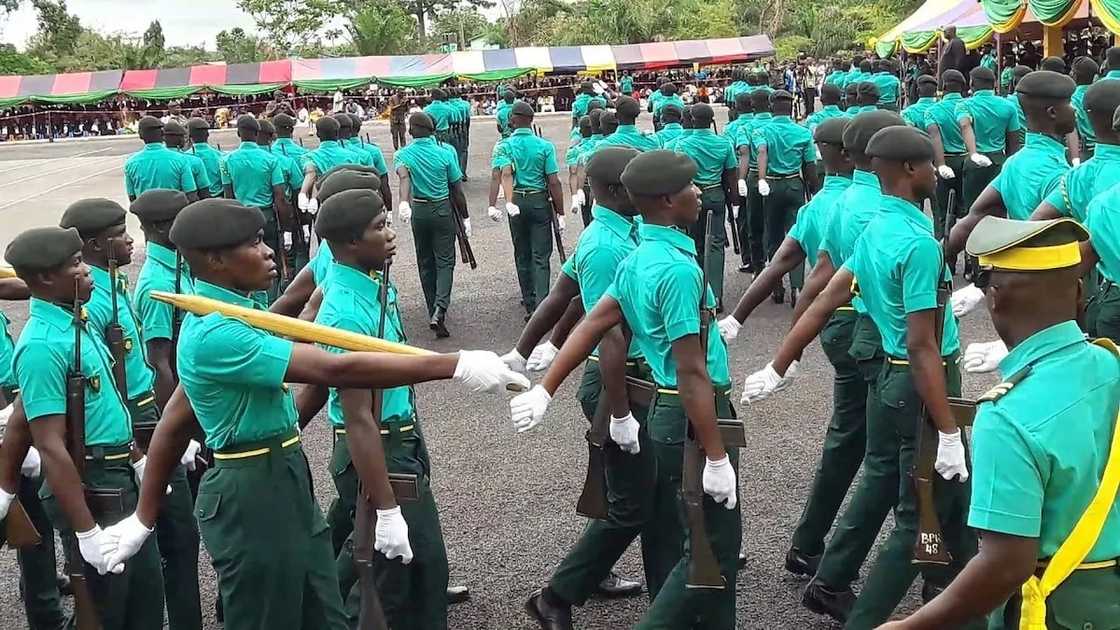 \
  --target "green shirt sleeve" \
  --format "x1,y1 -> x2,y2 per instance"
14,339 -> 68,420
543,144 -> 559,176
369,146 -> 388,176
901,237 -> 942,313
657,264 -> 703,342
125,163 -> 136,197
801,135 -> 816,164
1044,174 -> 1071,216
193,161 -> 212,190
446,150 -> 464,184
179,158 -> 198,193
722,140 -> 738,170
193,318 -> 294,388
968,410 -> 1046,537
269,161 -> 284,187
136,292 -> 173,341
